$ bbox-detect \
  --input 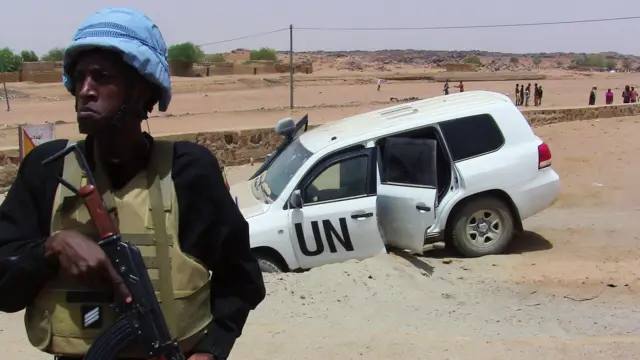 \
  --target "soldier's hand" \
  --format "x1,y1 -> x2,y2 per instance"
45,230 -> 132,302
